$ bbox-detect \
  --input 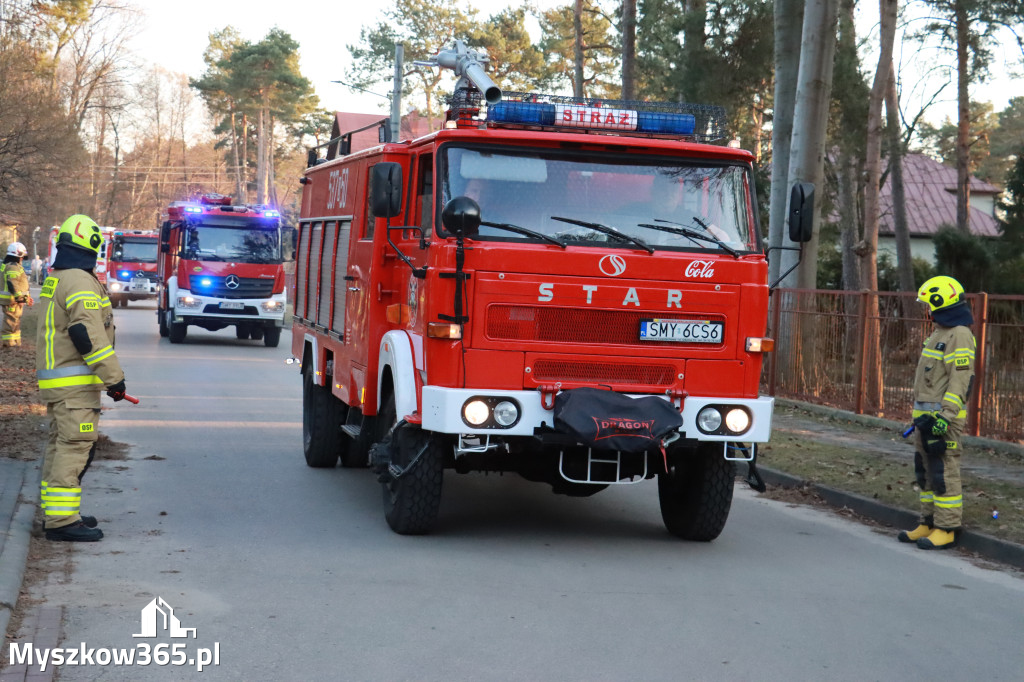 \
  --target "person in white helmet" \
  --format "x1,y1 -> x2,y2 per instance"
1,241 -> 34,347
